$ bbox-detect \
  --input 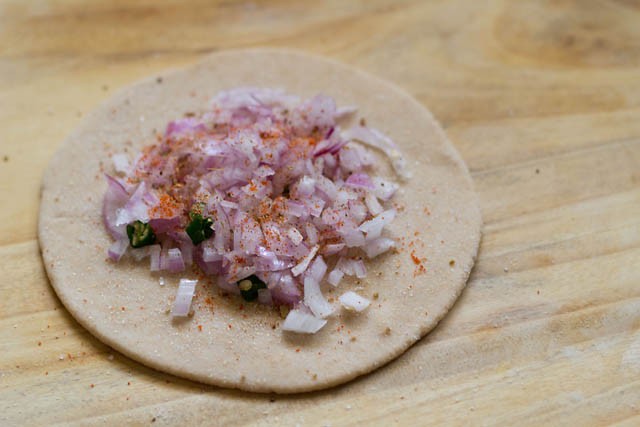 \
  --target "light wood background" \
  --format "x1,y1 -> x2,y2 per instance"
2,1 -> 640,425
